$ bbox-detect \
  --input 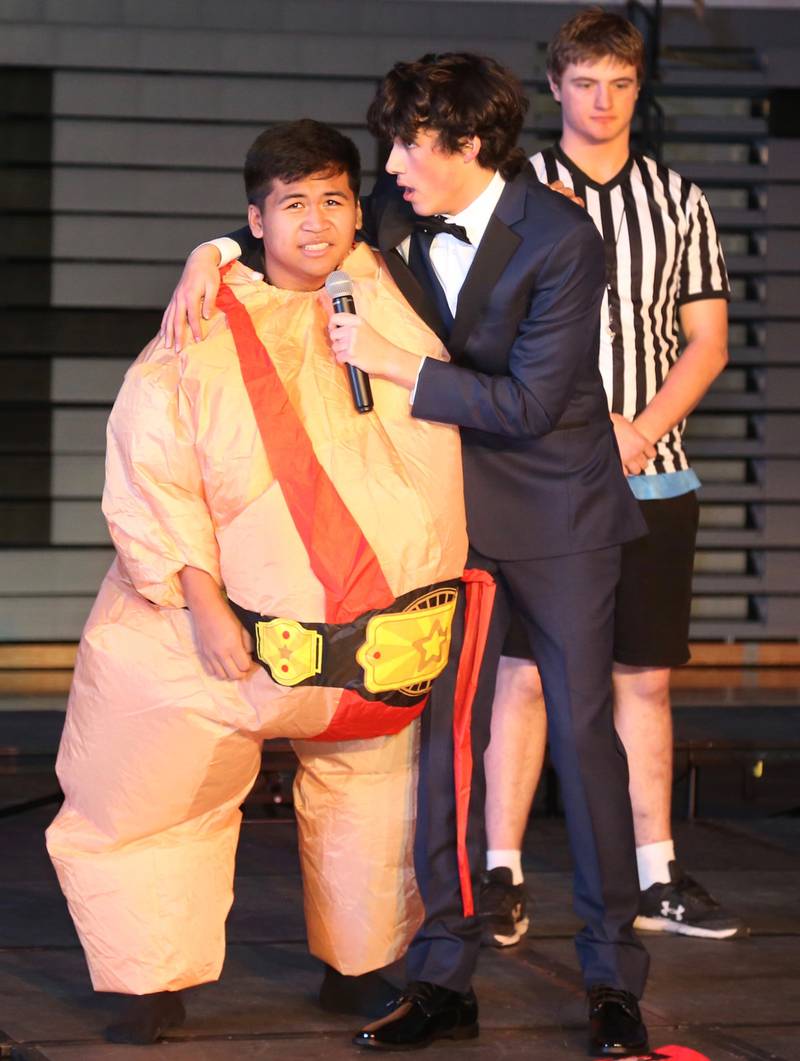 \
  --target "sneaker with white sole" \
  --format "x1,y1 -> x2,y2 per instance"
478,867 -> 530,947
635,860 -> 747,939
